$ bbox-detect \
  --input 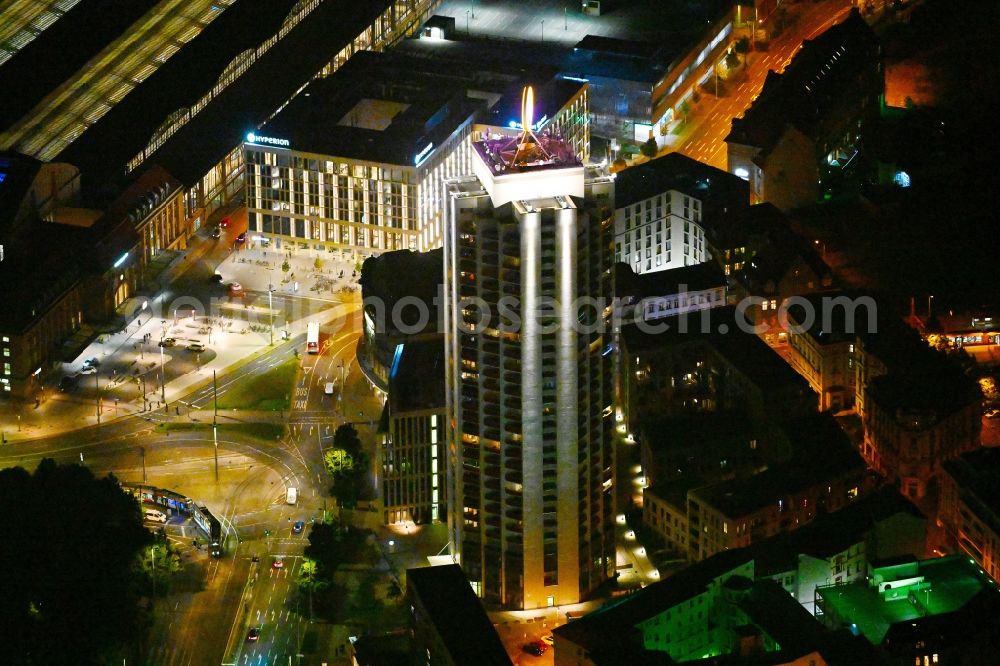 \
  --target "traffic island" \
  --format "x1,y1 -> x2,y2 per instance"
214,357 -> 299,411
